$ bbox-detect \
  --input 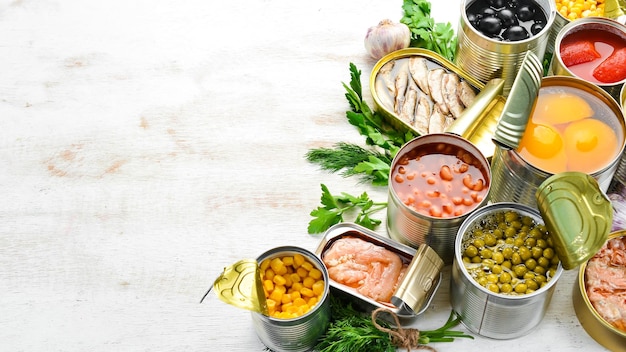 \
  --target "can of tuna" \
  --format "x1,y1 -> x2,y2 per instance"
387,133 -> 491,263
251,247 -> 330,352
551,16 -> 626,102
455,0 -> 556,95
489,76 -> 626,209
